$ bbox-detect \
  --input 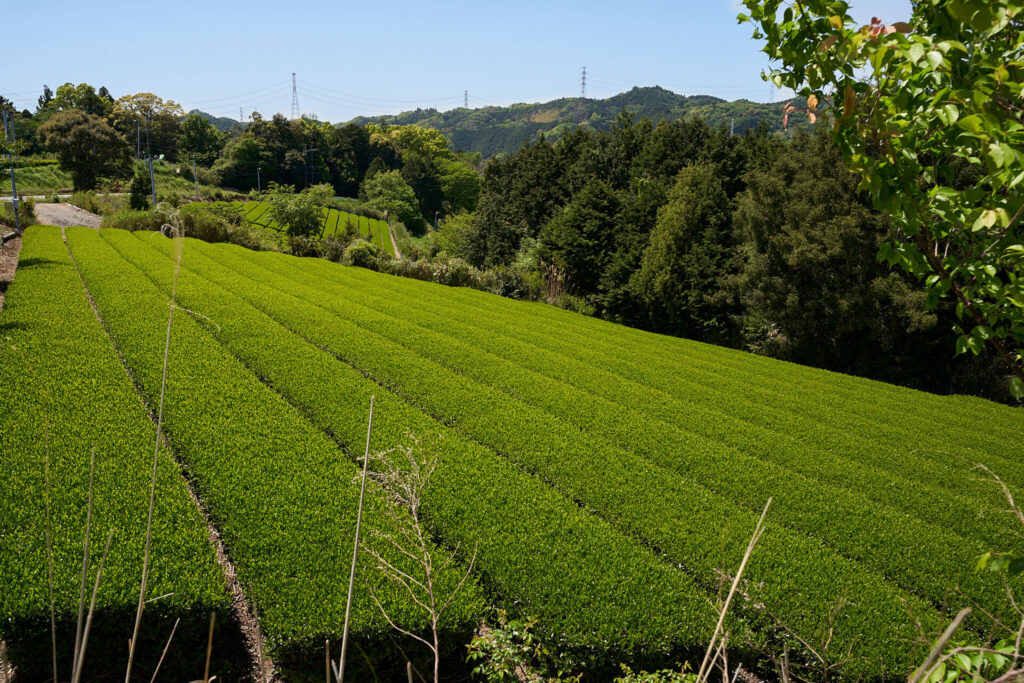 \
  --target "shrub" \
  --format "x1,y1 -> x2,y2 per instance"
128,171 -> 150,210
554,293 -> 596,317
342,239 -> 383,270
100,207 -> 169,232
